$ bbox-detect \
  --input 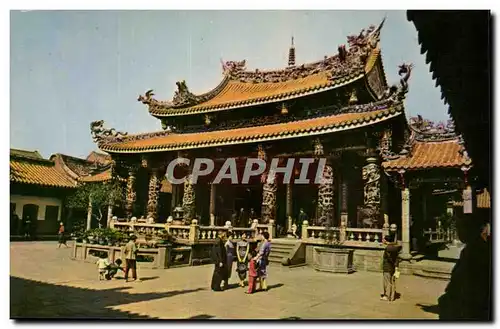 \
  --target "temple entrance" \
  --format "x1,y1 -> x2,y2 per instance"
215,184 -> 261,226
